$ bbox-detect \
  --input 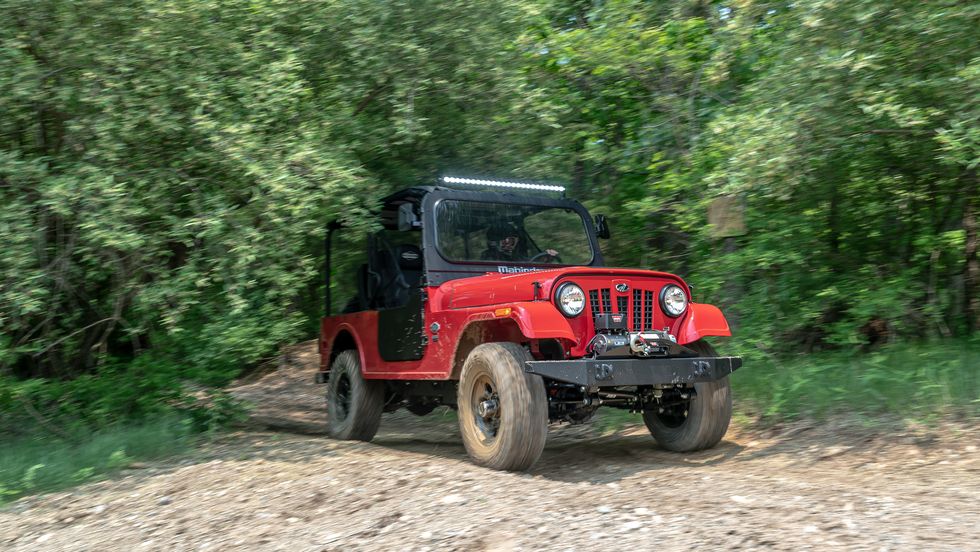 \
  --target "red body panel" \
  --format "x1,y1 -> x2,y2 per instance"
675,303 -> 732,344
507,302 -> 578,342
320,267 -> 732,380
